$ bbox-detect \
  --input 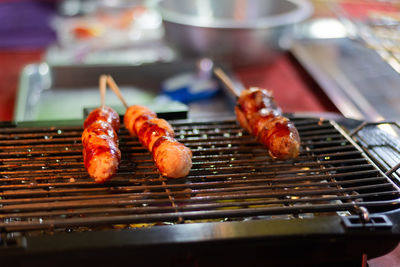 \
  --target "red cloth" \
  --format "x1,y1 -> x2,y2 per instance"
340,1 -> 399,19
0,50 -> 44,121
